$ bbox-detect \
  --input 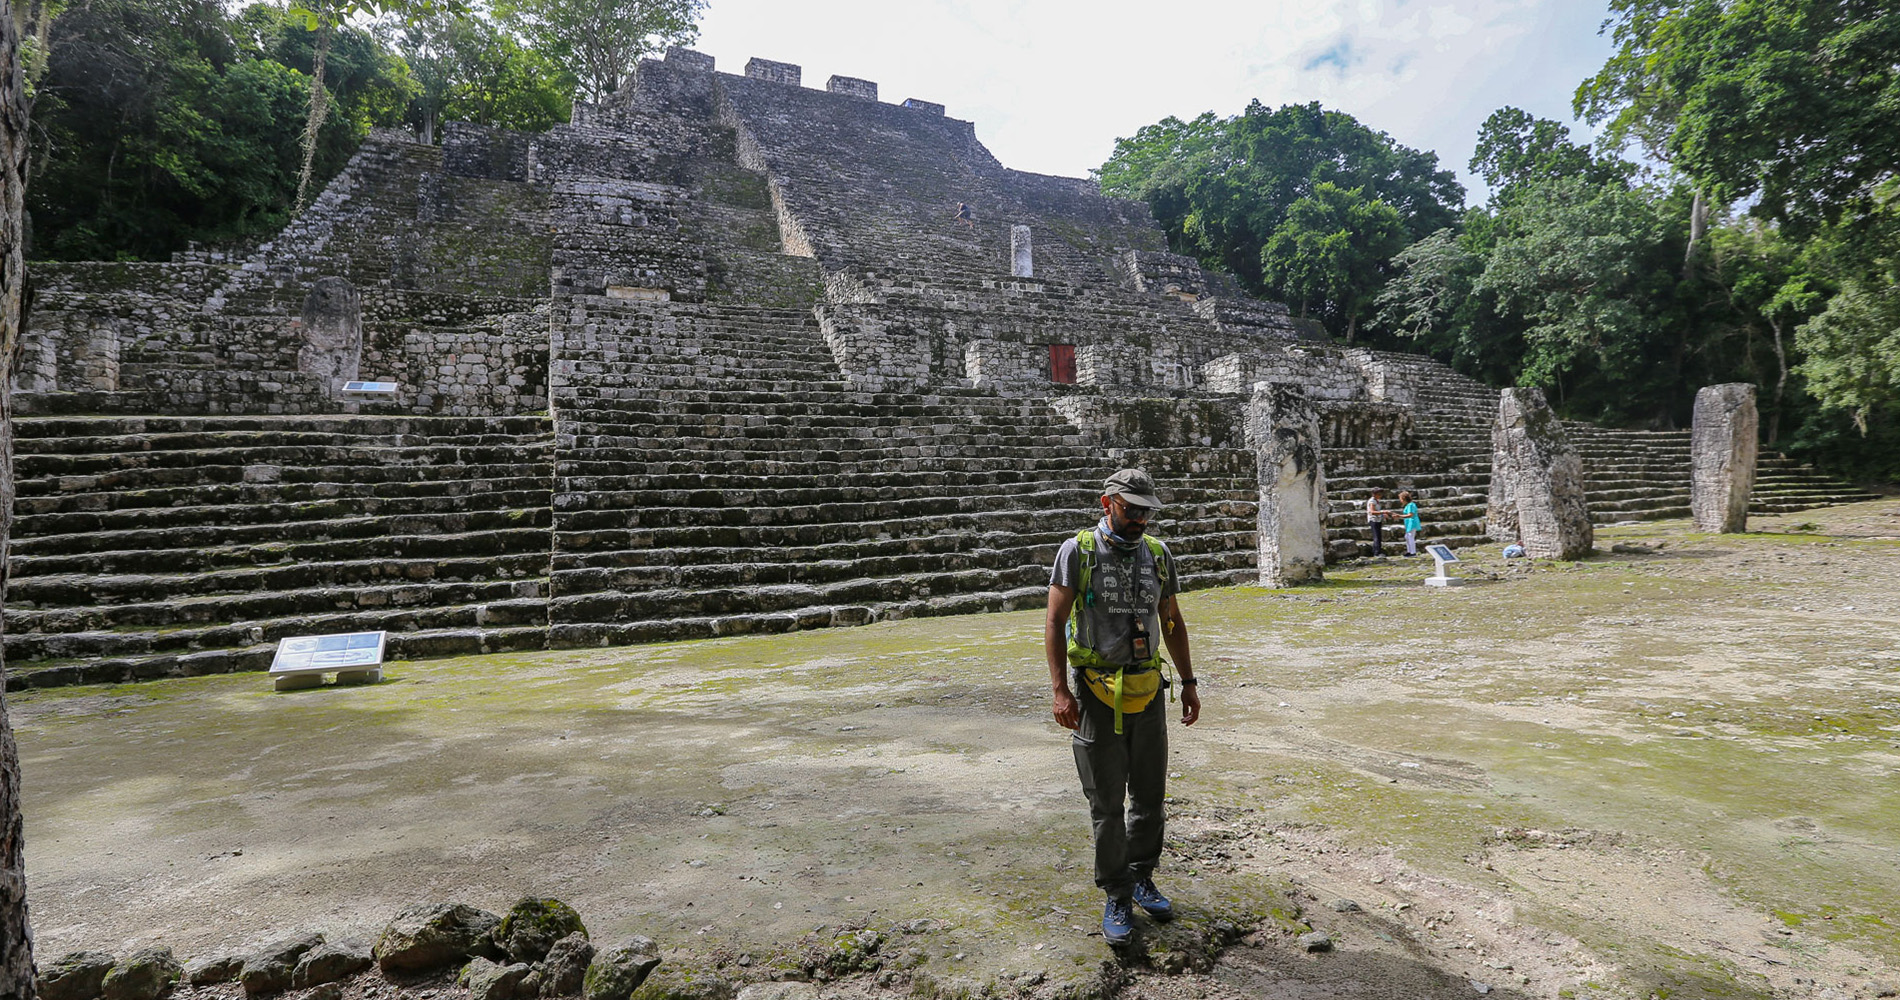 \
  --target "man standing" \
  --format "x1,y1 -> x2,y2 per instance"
1365,486 -> 1388,557
1045,469 -> 1200,946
